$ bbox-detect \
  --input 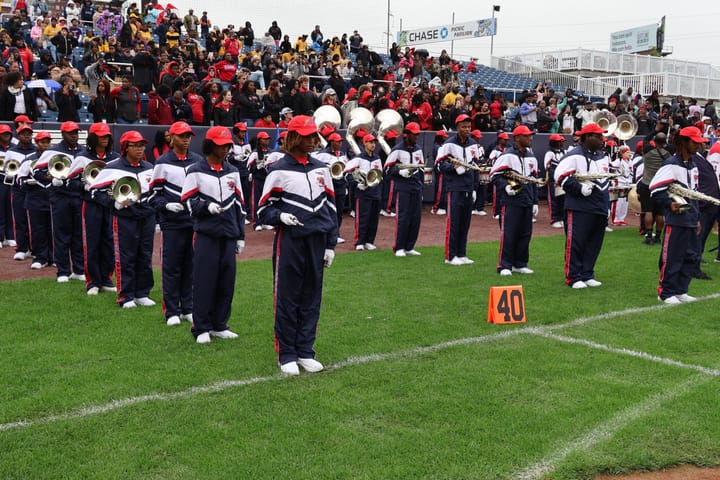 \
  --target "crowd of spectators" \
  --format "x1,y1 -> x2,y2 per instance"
0,0 -> 717,139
